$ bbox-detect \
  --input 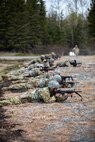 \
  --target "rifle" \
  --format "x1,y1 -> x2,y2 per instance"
40,66 -> 56,72
55,88 -> 82,101
70,60 -> 82,67
61,76 -> 74,81
61,81 -> 75,87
